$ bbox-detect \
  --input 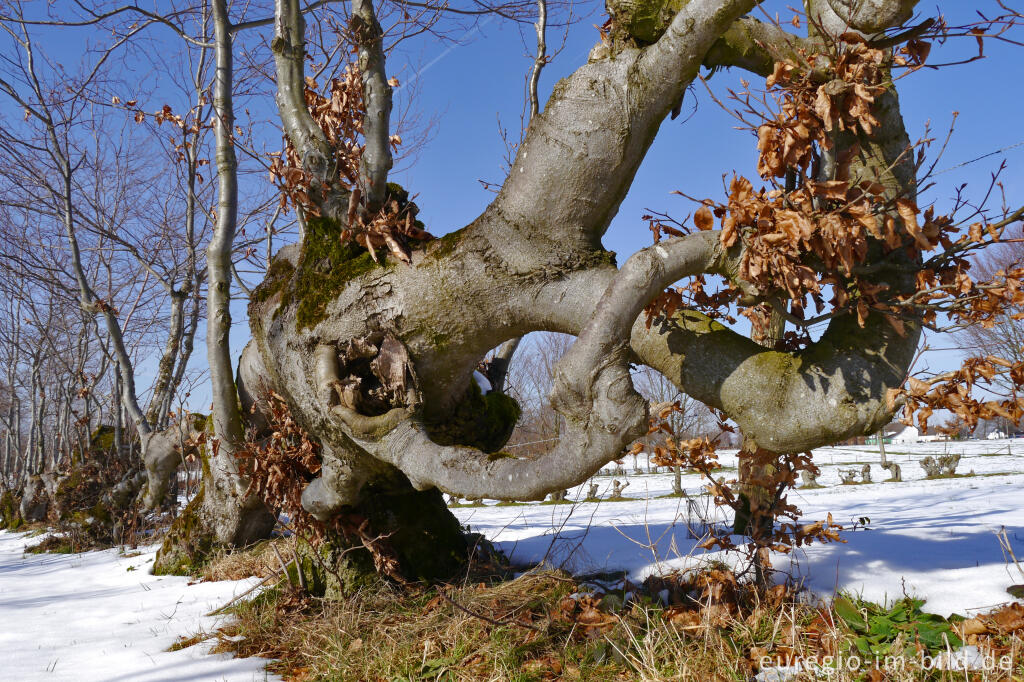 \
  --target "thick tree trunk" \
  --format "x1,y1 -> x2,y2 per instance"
298,474 -> 467,595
